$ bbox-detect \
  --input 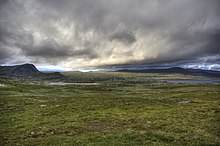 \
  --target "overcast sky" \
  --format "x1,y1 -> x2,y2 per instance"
0,0 -> 220,70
